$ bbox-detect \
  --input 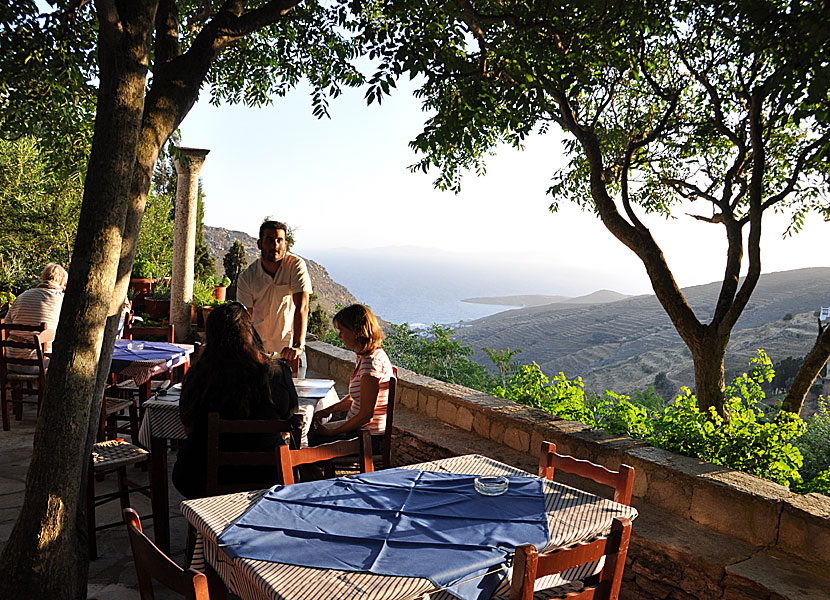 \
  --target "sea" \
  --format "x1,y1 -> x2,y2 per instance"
306,247 -> 574,328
